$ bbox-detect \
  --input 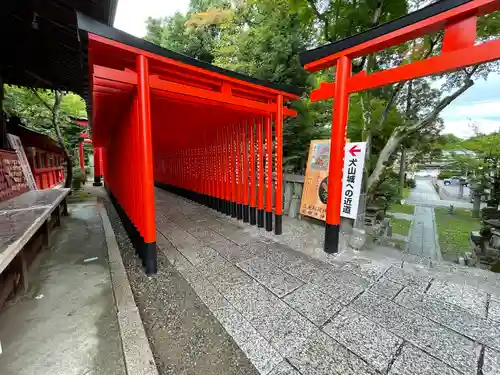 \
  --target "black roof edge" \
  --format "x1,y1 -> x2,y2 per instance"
299,0 -> 472,67
76,12 -> 304,97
